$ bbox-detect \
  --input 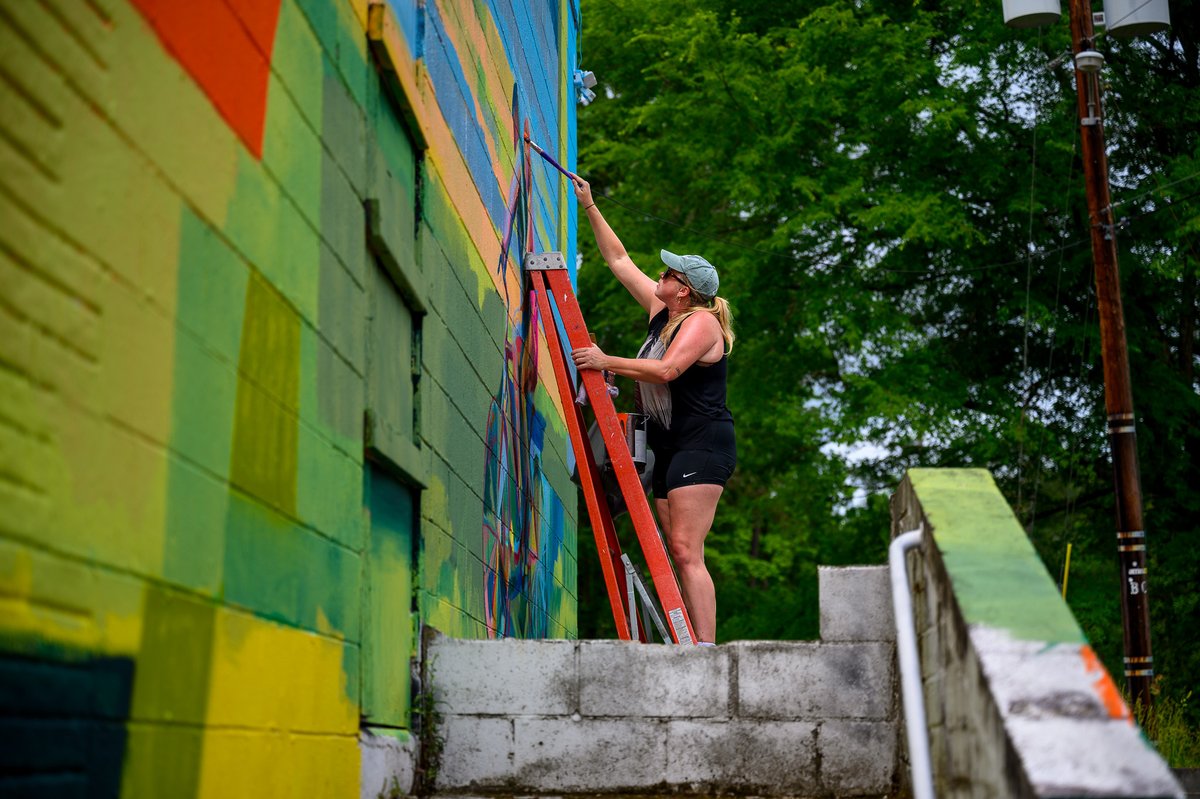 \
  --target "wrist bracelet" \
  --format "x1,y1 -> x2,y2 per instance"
584,203 -> 596,210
